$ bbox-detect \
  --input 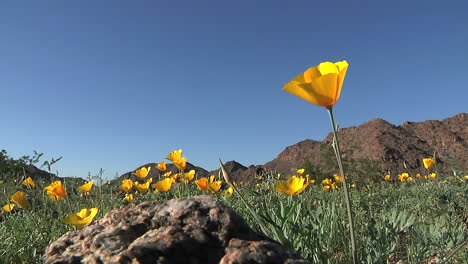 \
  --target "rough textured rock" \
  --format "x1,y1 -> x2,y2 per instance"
44,195 -> 309,264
